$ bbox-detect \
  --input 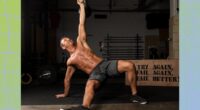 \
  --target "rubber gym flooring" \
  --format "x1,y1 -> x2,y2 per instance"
22,78 -> 179,110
